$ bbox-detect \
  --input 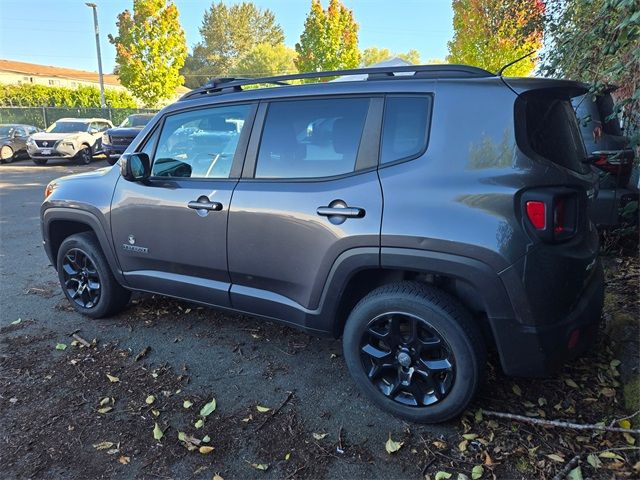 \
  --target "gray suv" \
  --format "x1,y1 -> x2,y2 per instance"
41,65 -> 604,423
